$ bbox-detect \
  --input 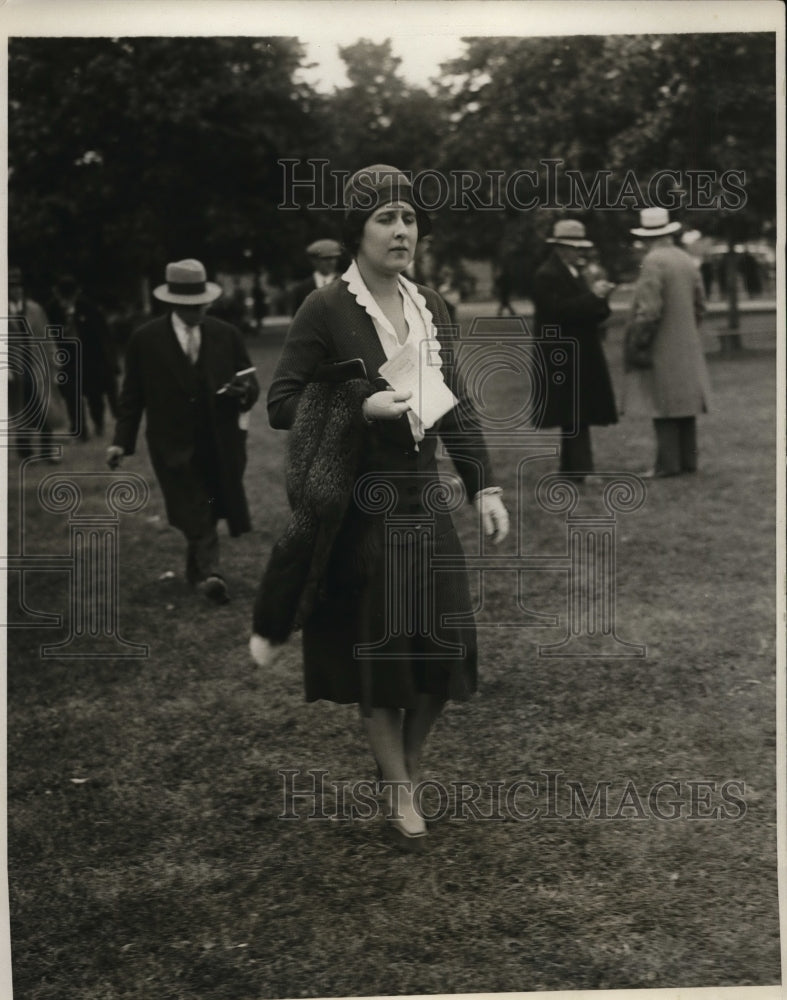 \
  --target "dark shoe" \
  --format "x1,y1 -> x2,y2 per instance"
200,575 -> 230,604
